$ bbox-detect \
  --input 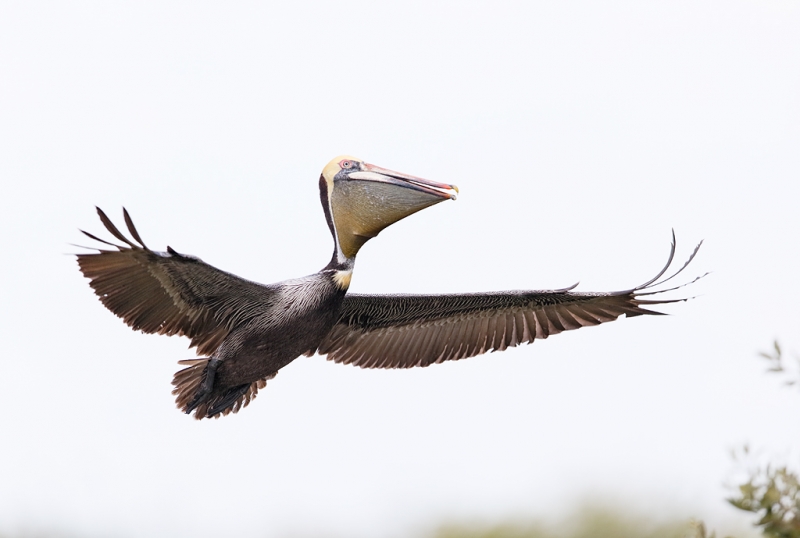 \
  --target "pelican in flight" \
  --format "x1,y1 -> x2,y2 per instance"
77,156 -> 700,419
